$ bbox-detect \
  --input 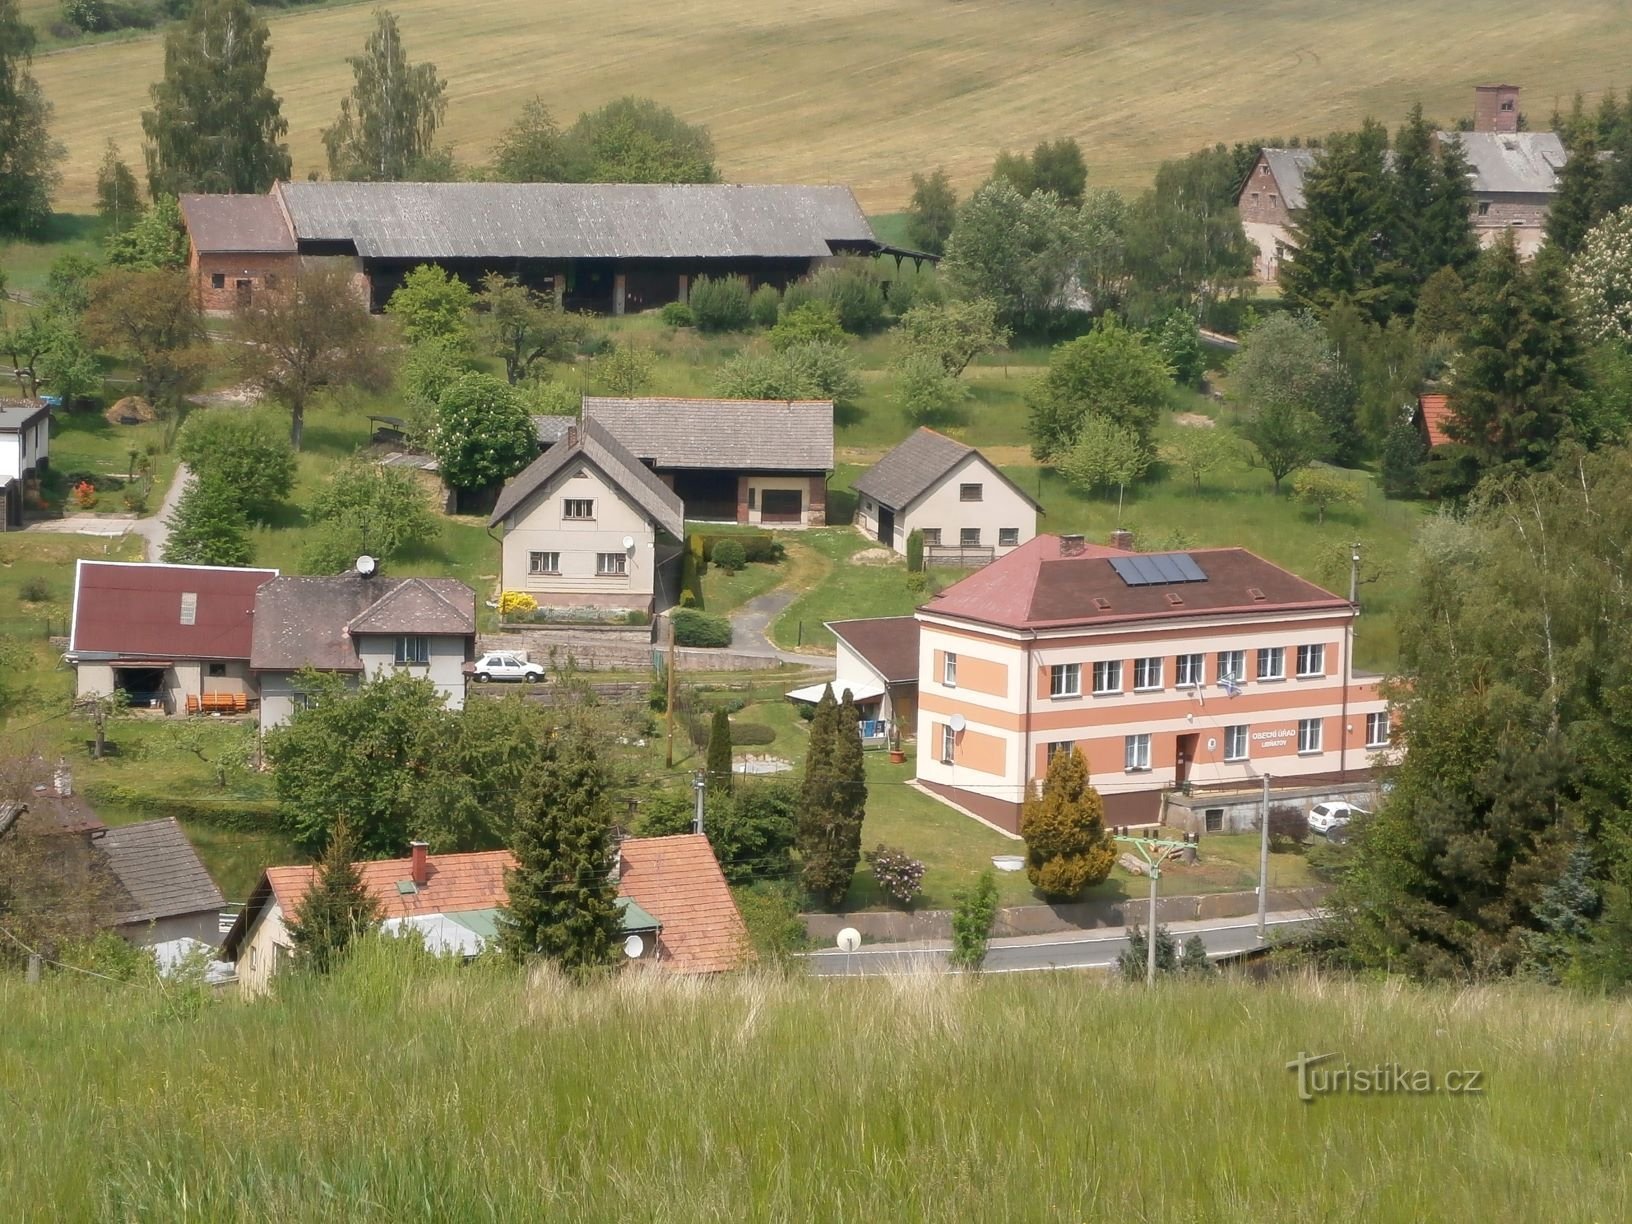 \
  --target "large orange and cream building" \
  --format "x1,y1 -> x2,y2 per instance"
914,534 -> 1389,831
